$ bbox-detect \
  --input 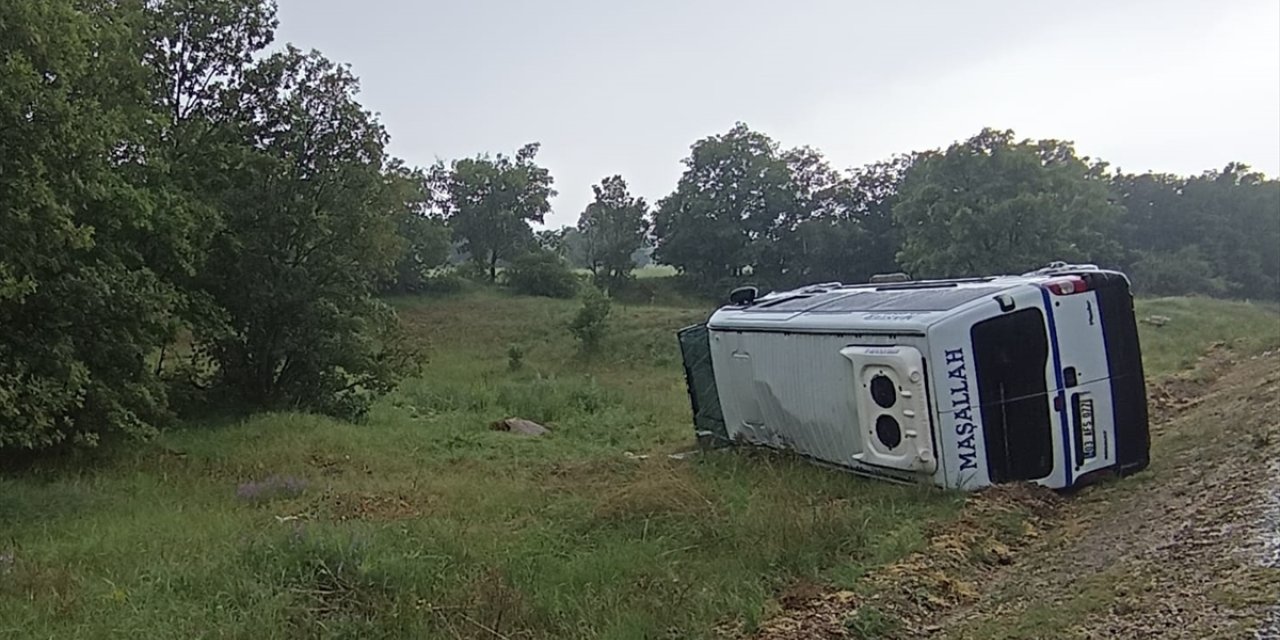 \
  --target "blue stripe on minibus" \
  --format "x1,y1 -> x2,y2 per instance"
1040,287 -> 1073,487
